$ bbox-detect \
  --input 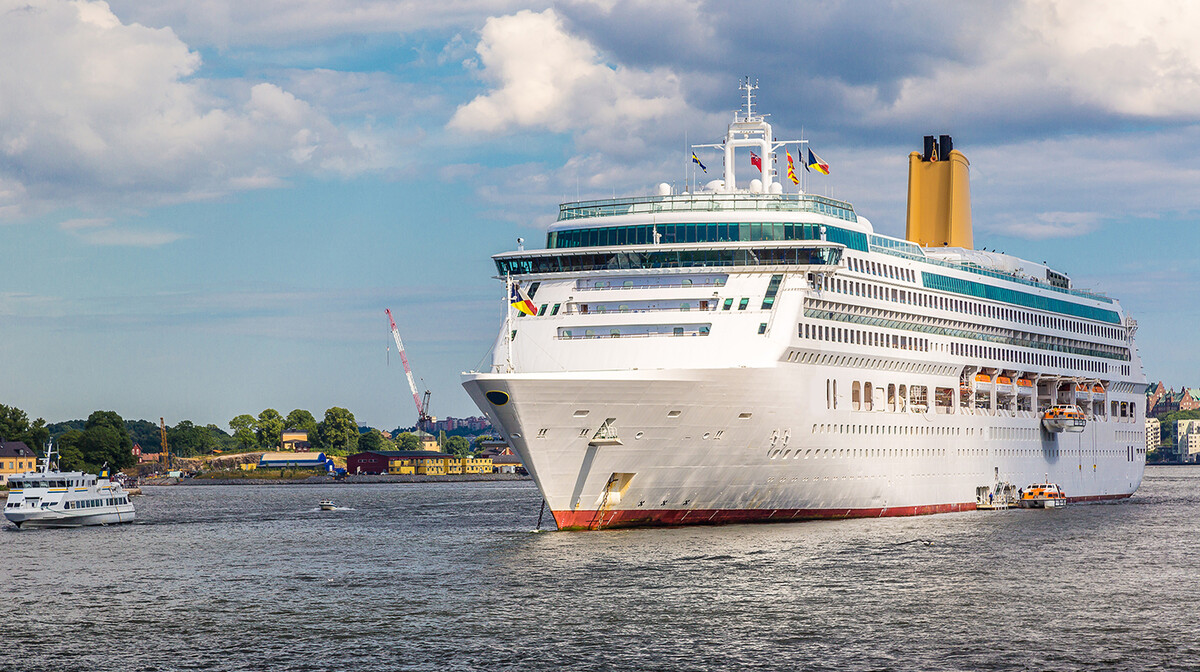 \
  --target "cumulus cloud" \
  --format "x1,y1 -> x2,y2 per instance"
0,0 -> 372,219
448,8 -> 687,151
